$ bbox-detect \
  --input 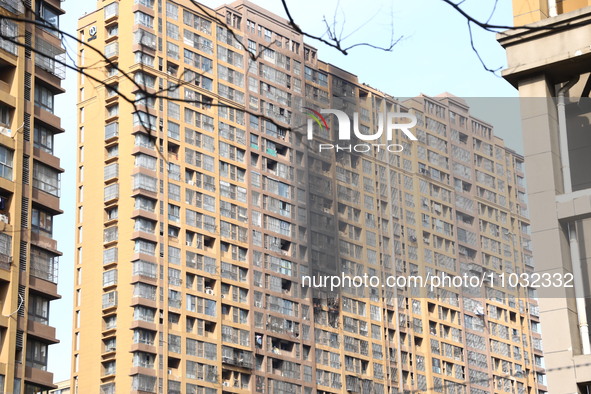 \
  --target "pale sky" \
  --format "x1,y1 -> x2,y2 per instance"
50,0 -> 520,382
